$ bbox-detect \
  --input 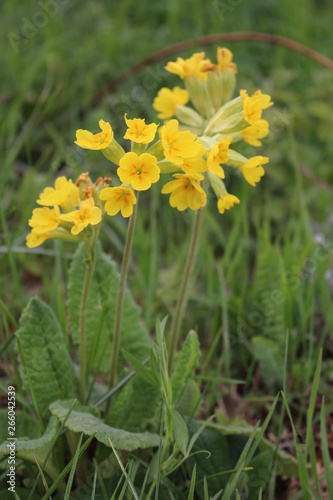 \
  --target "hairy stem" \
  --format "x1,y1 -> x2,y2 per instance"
106,193 -> 139,413
168,206 -> 204,372
79,259 -> 95,404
